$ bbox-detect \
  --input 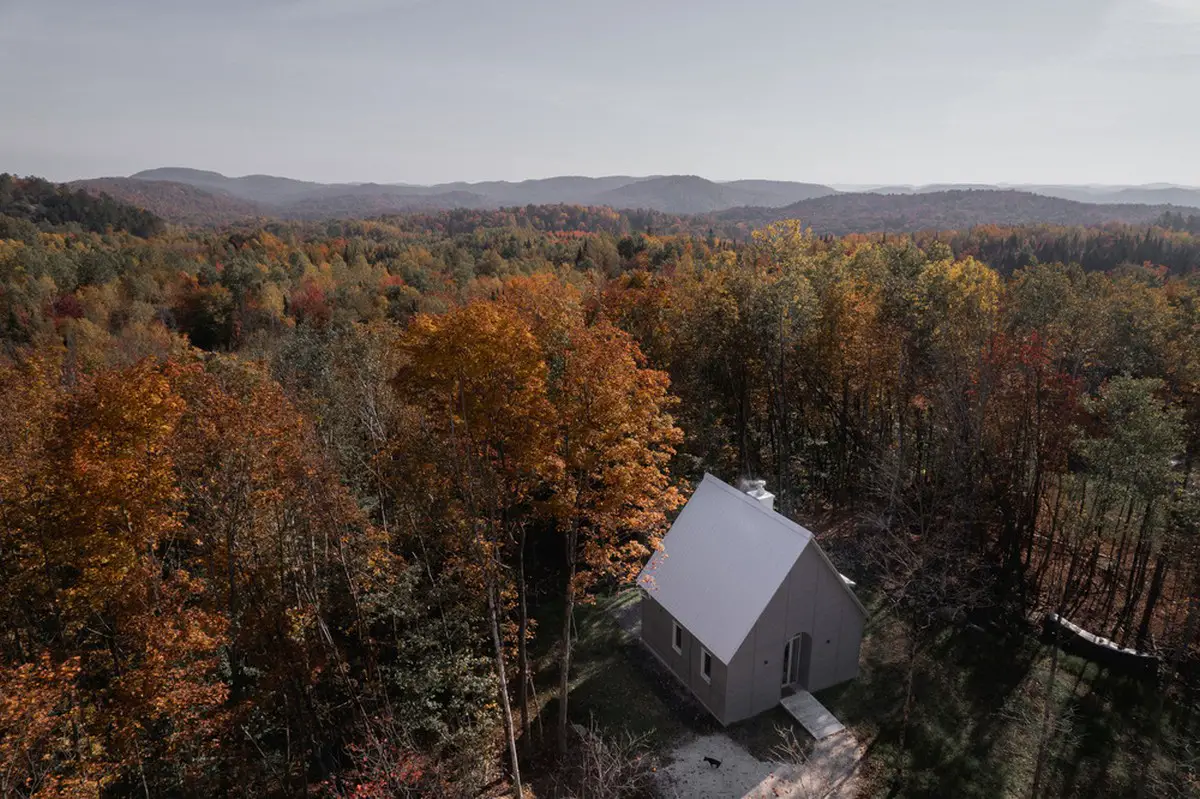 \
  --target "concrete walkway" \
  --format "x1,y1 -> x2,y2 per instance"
780,691 -> 845,740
